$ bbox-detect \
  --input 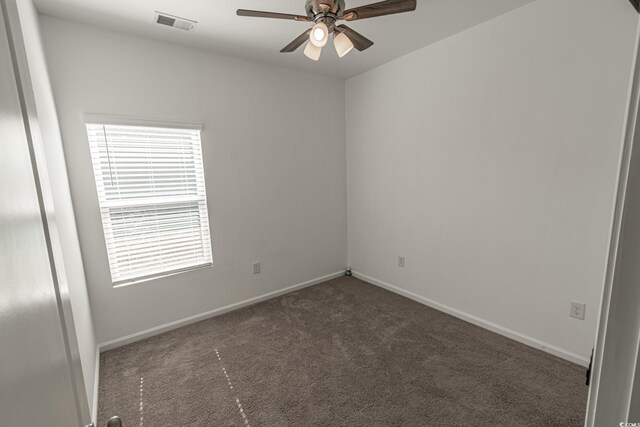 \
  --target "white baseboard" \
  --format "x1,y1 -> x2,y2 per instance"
353,271 -> 590,367
92,345 -> 100,422
98,271 -> 345,352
